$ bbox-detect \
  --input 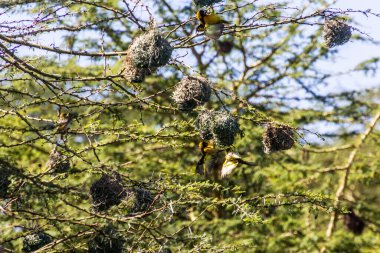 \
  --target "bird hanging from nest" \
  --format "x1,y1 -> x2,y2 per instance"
196,9 -> 229,39
196,140 -> 255,180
